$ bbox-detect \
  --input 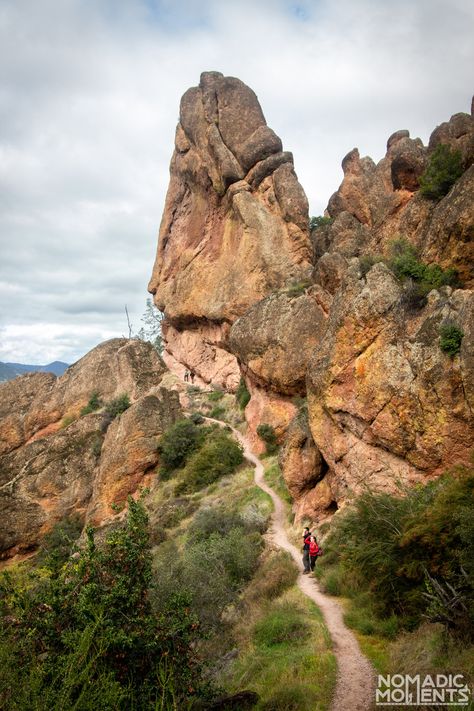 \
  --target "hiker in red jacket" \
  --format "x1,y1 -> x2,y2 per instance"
302,527 -> 311,574
309,535 -> 320,571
